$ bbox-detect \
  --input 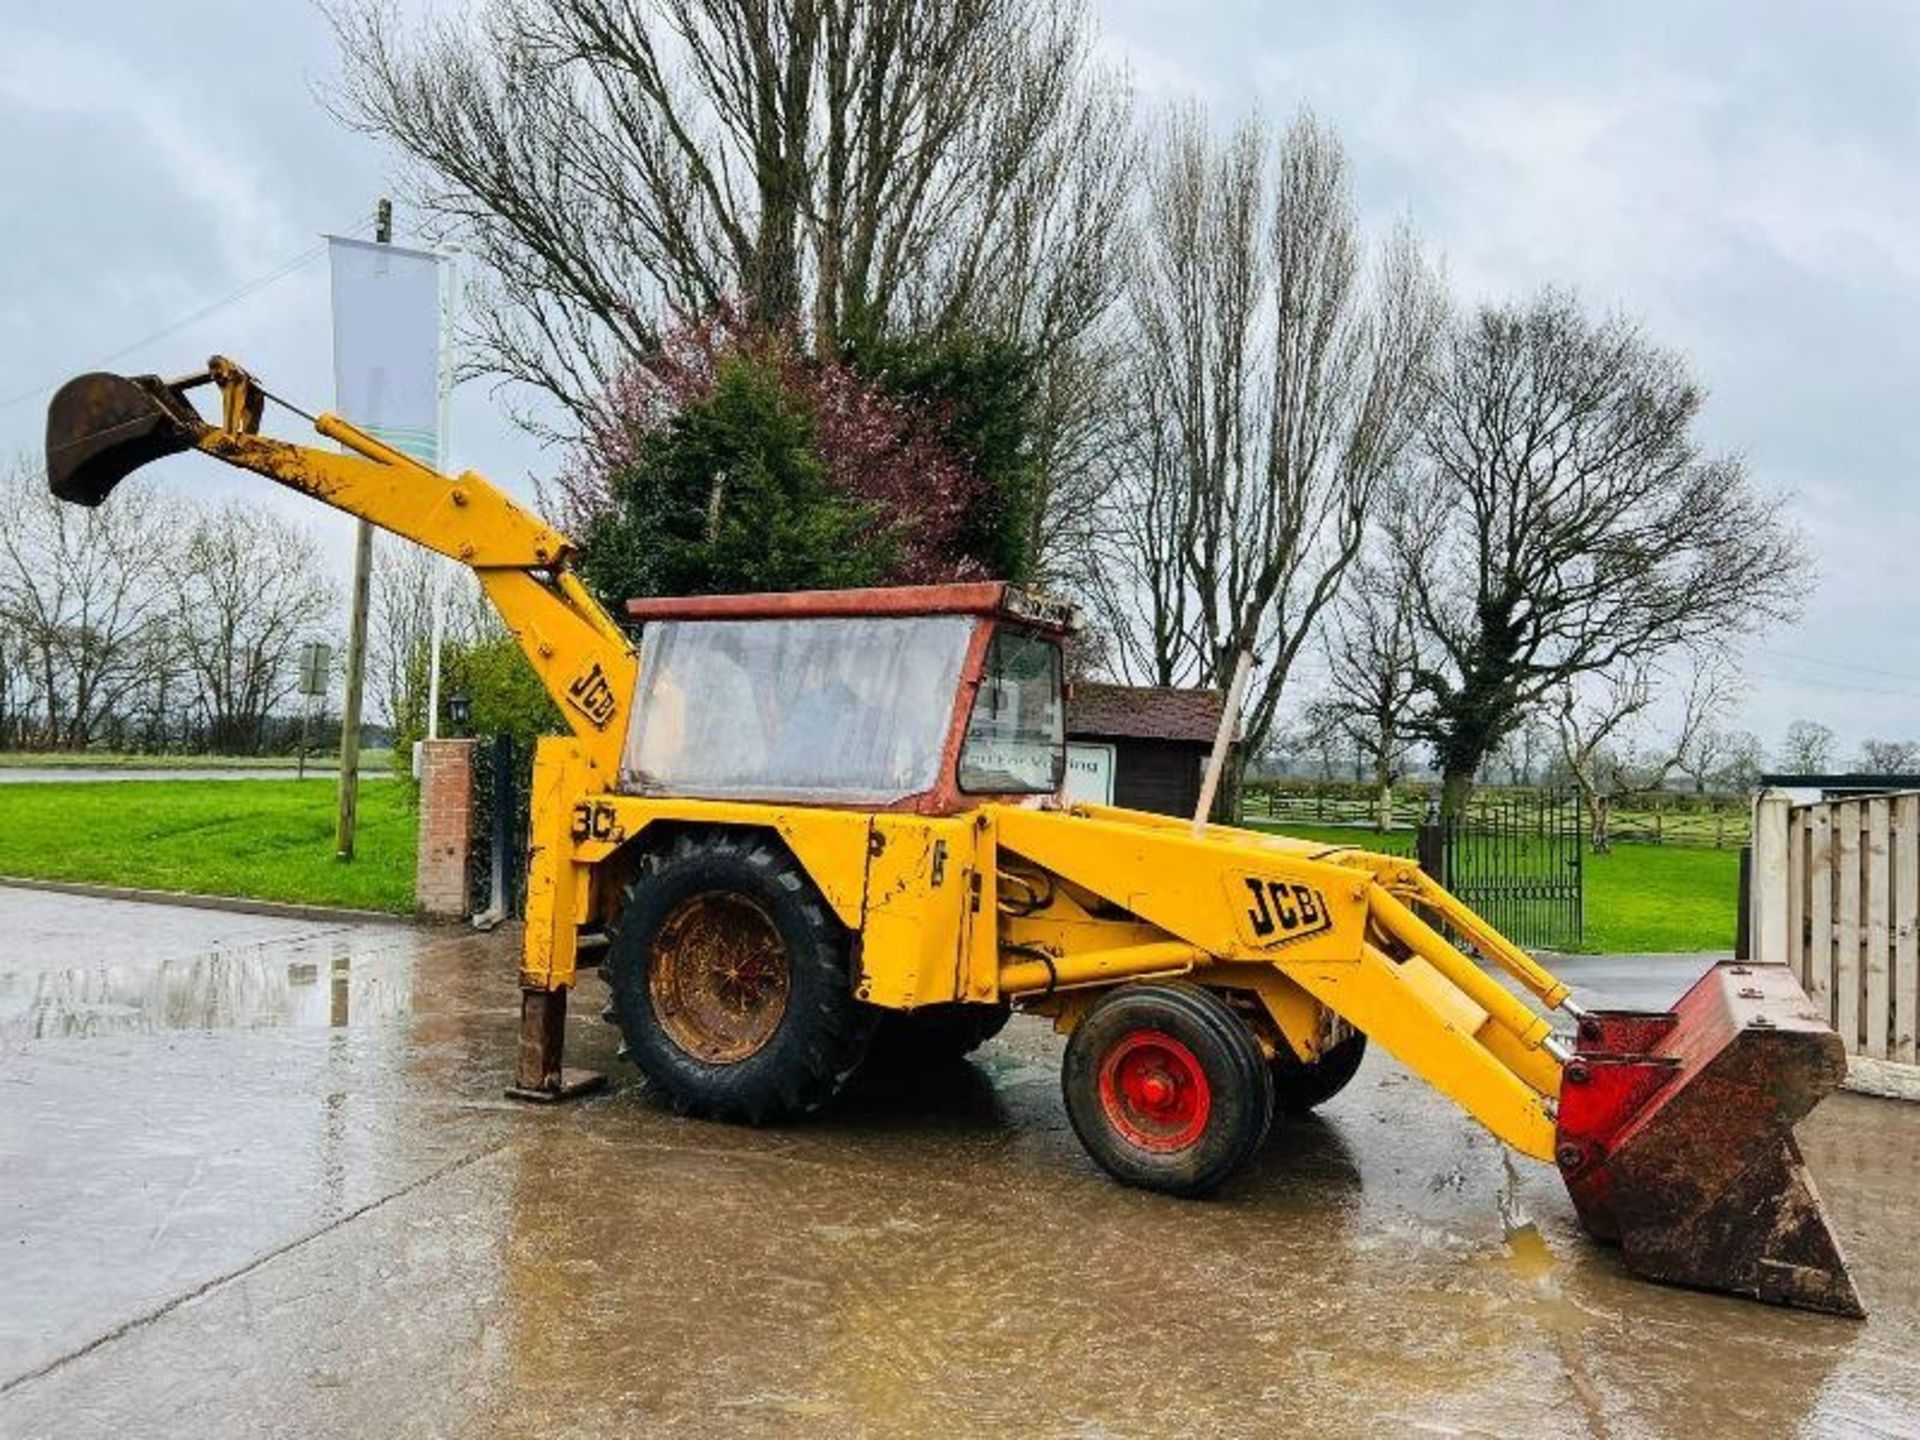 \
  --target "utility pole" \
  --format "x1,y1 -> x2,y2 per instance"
335,196 -> 388,861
